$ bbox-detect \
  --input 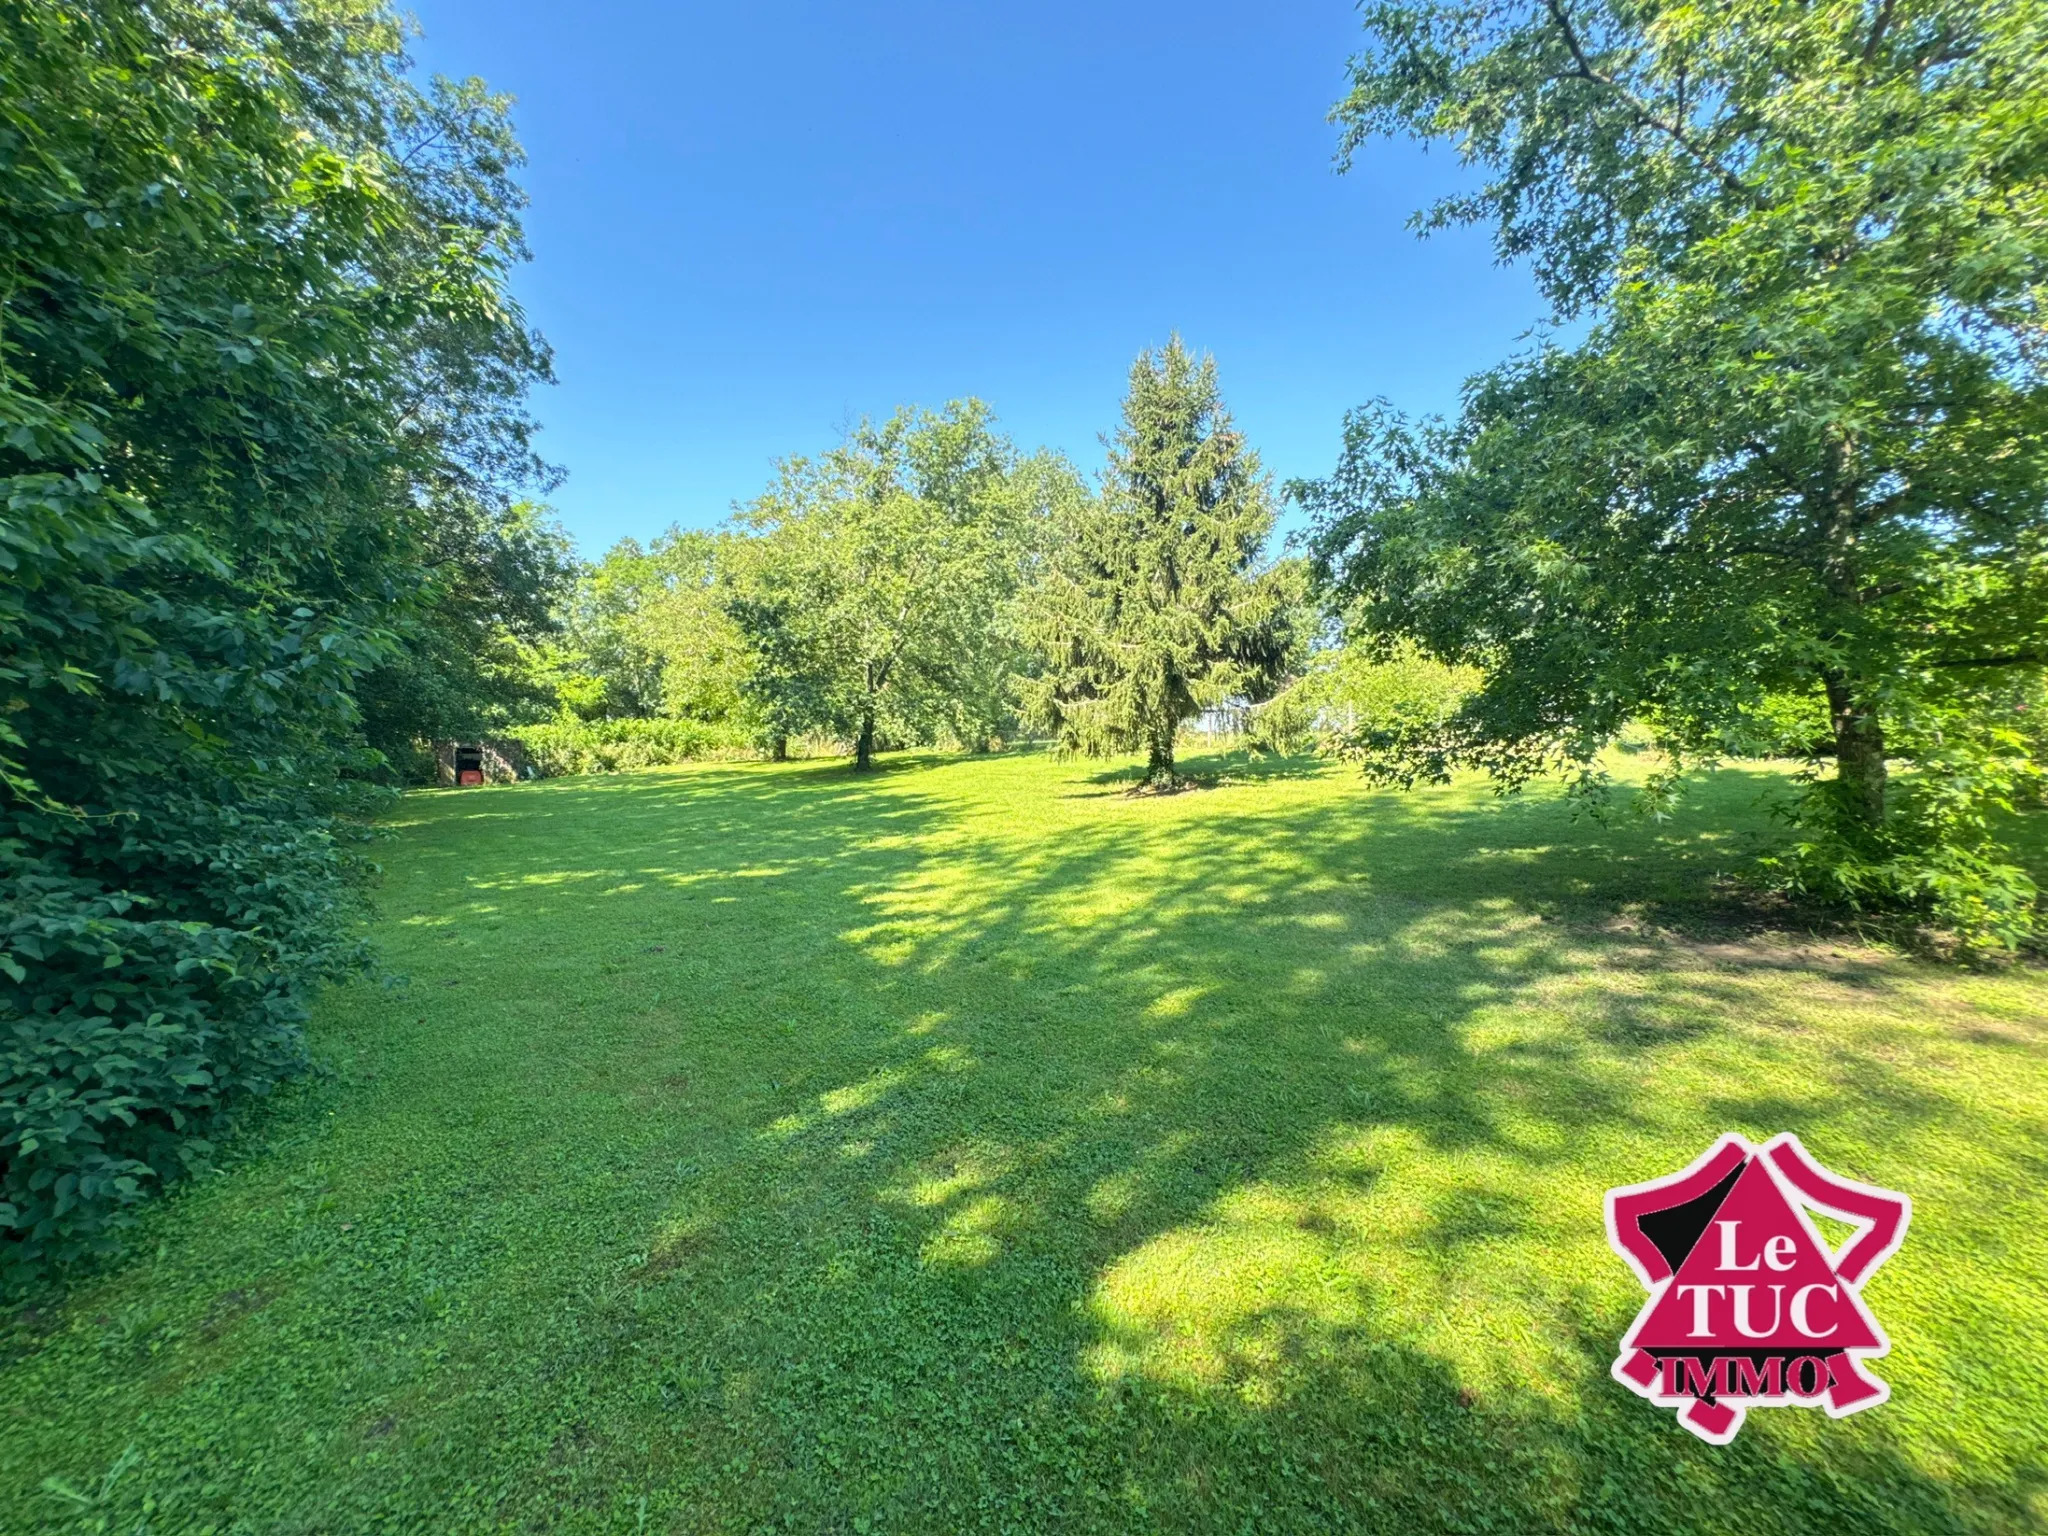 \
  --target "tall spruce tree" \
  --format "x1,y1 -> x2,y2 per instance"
1025,339 -> 1298,789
